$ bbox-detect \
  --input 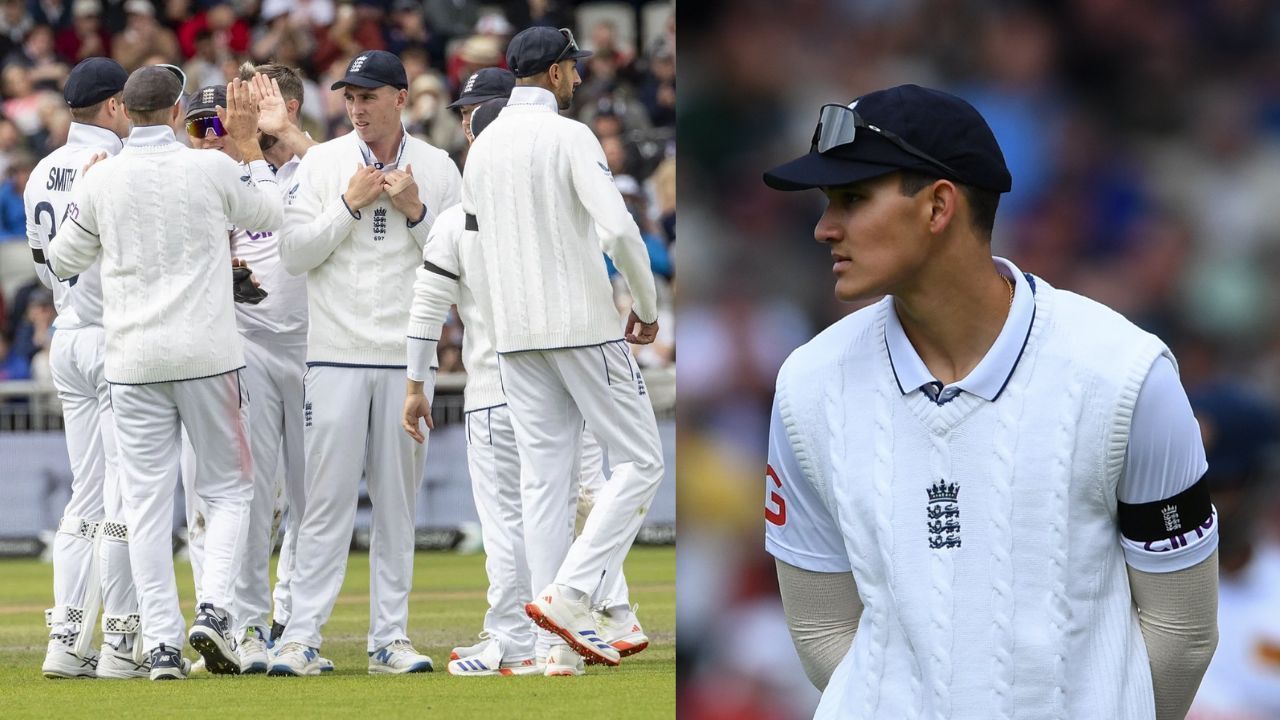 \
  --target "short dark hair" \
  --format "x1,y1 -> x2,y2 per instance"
898,170 -> 1000,239
238,61 -> 304,106
70,93 -> 116,123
